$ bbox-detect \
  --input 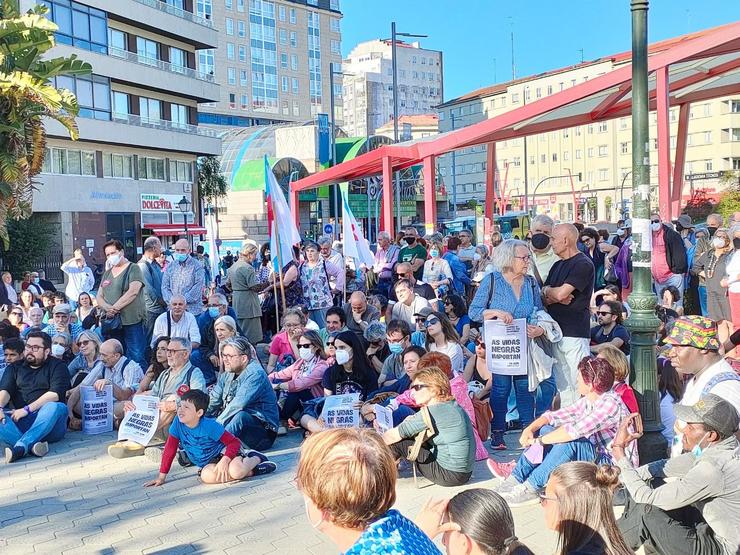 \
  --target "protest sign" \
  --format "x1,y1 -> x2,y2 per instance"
484,318 -> 528,375
321,393 -> 360,428
373,404 -> 394,433
81,385 -> 113,435
118,395 -> 160,445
